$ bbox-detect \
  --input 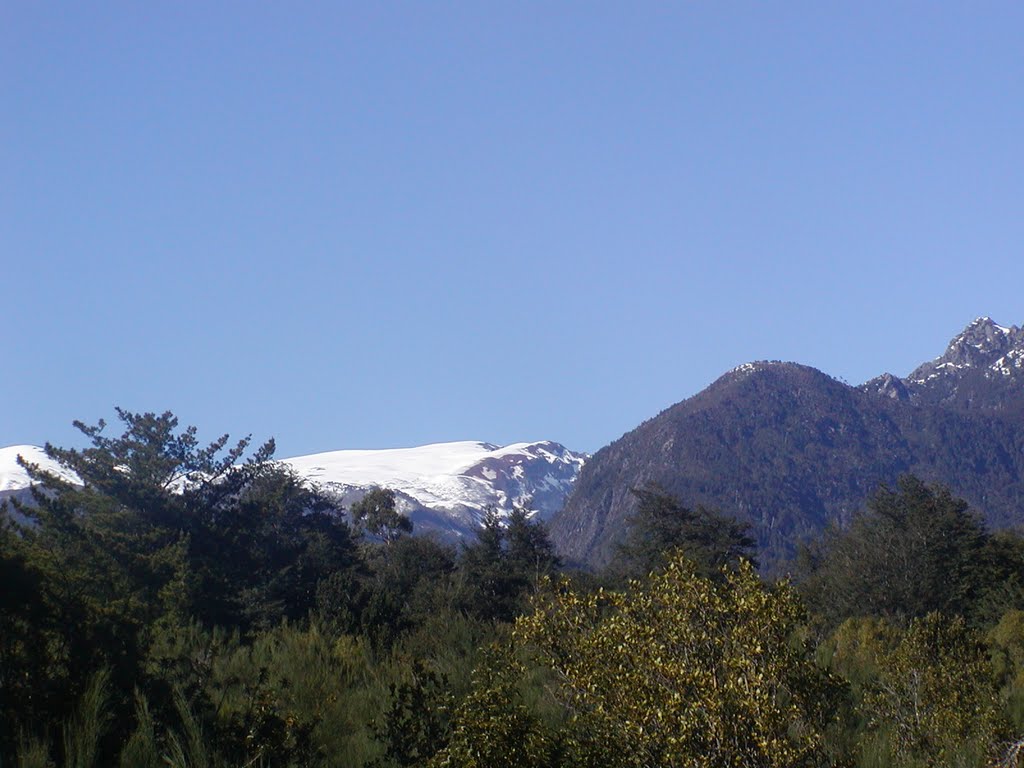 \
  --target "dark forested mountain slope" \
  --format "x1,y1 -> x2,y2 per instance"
552,319 -> 1024,571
